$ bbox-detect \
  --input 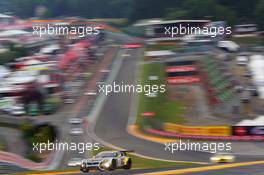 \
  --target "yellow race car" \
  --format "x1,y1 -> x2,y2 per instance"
210,153 -> 235,163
